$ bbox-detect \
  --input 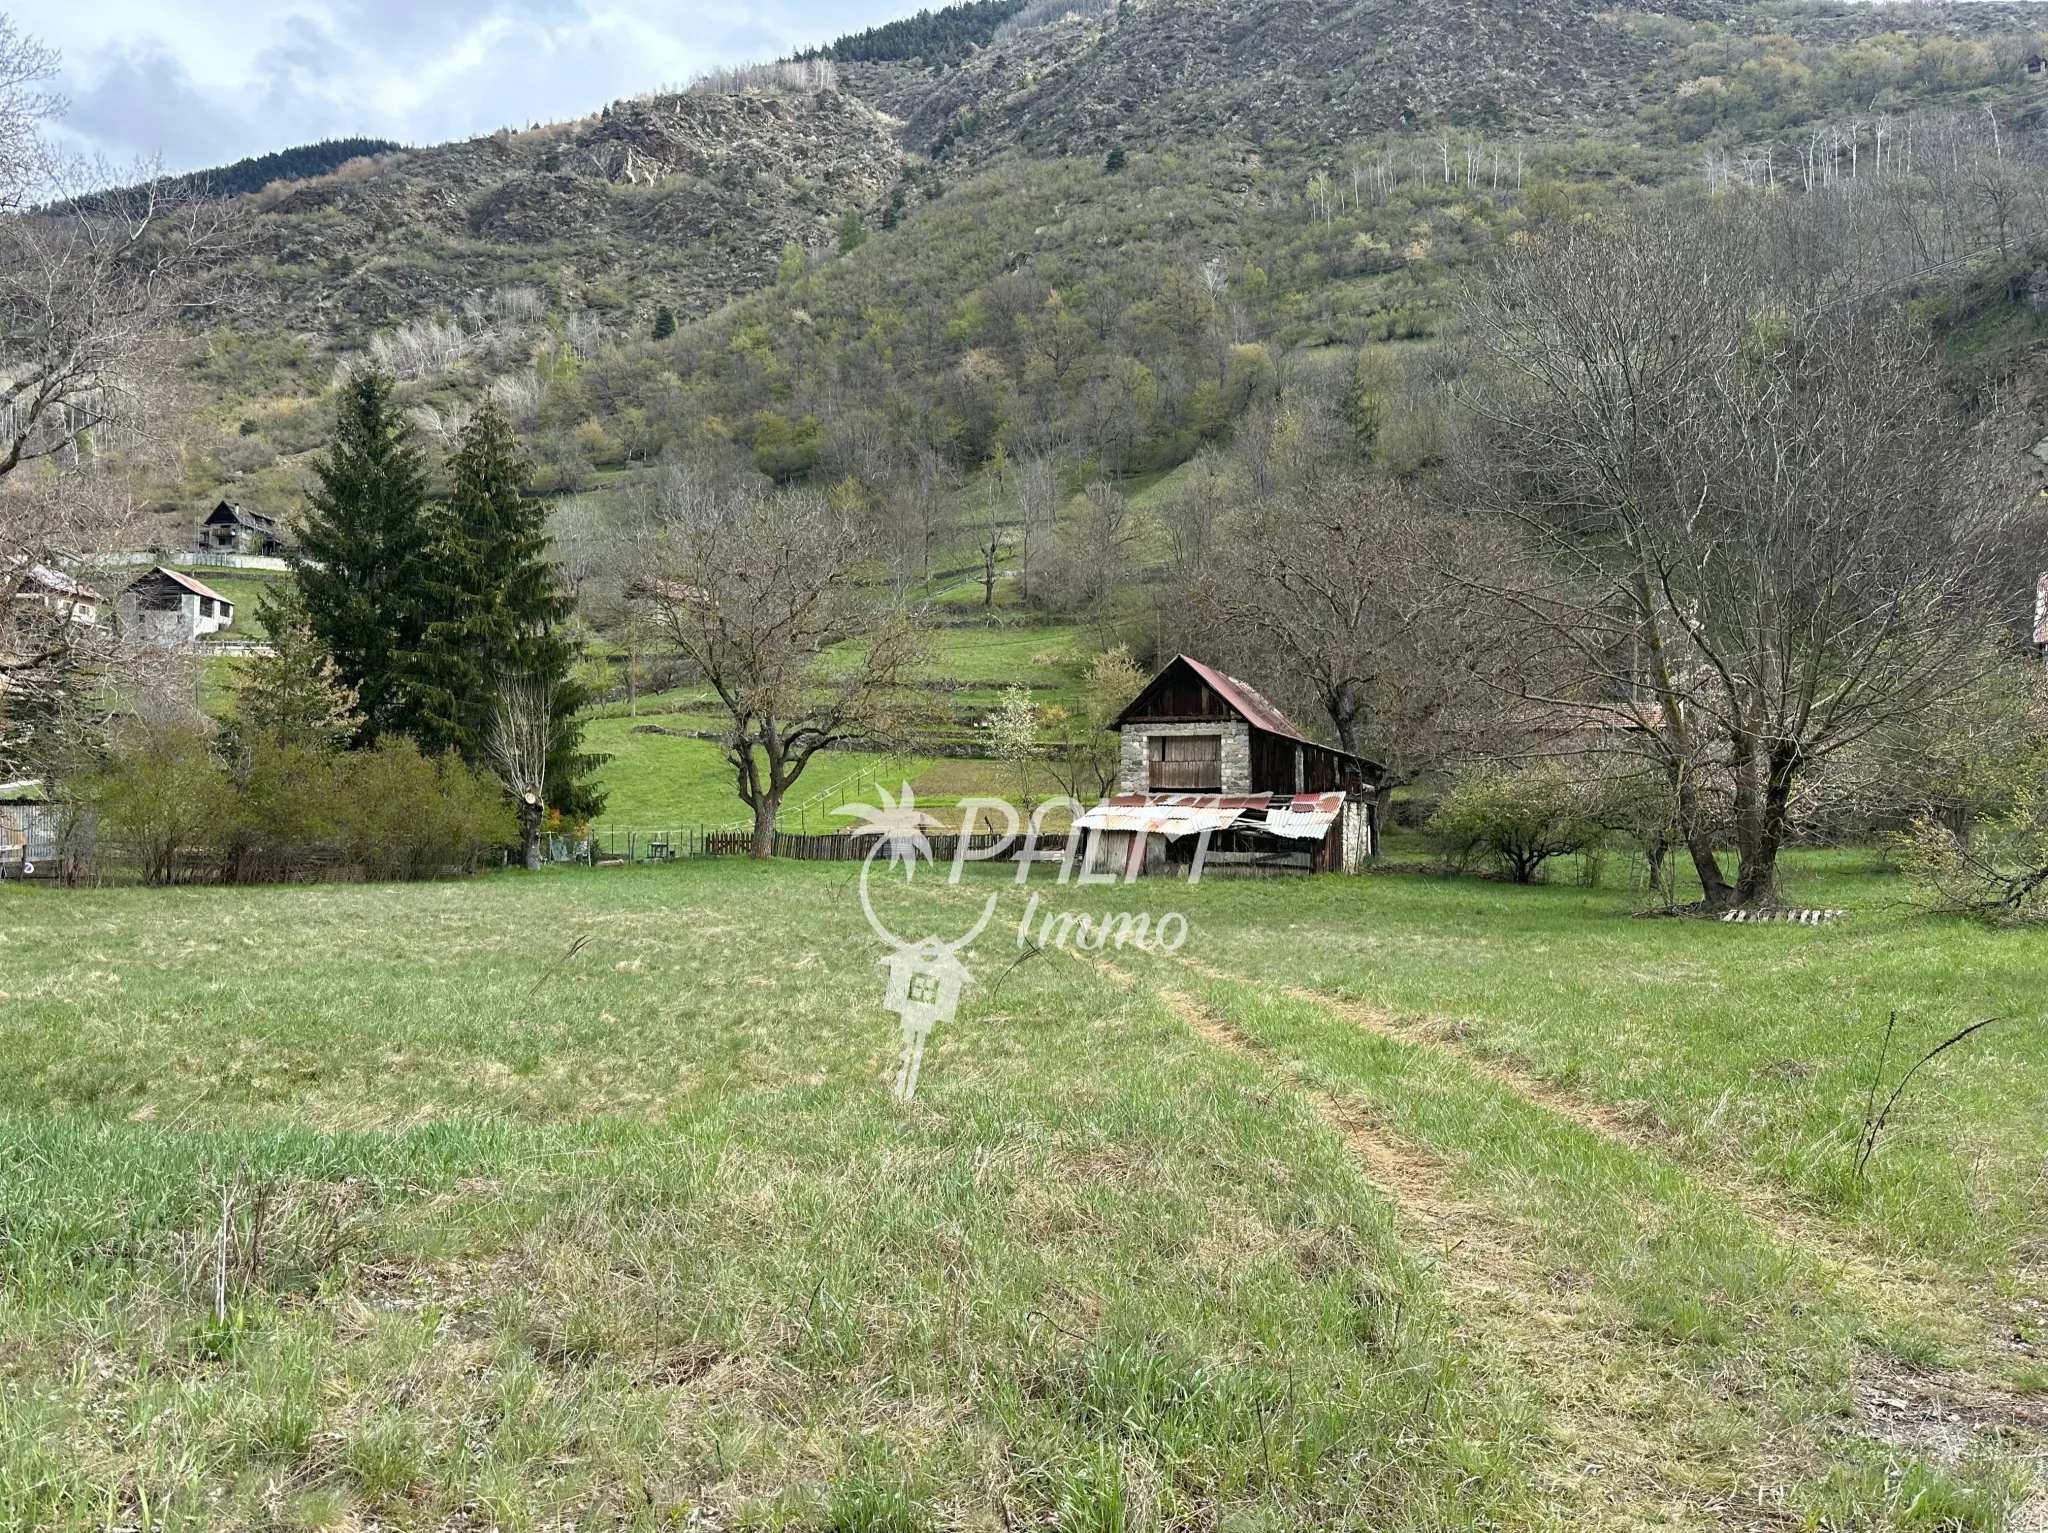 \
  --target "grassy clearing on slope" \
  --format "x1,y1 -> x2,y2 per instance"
4,854 -> 2036,1528
580,618 -> 1102,830
581,719 -> 932,832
